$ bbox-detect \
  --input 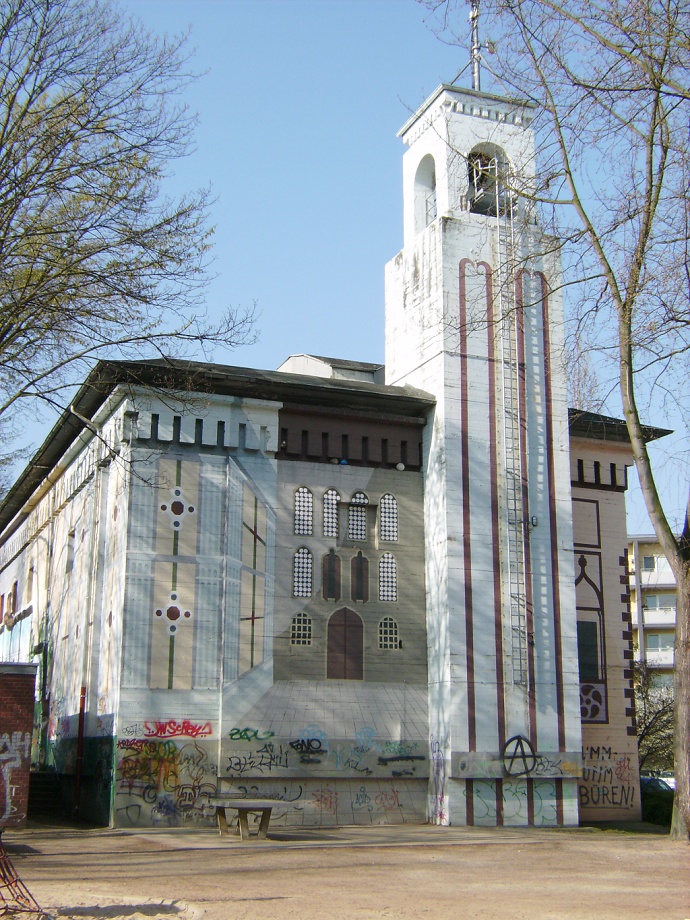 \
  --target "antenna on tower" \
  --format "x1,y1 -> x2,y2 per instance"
469,0 -> 481,91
